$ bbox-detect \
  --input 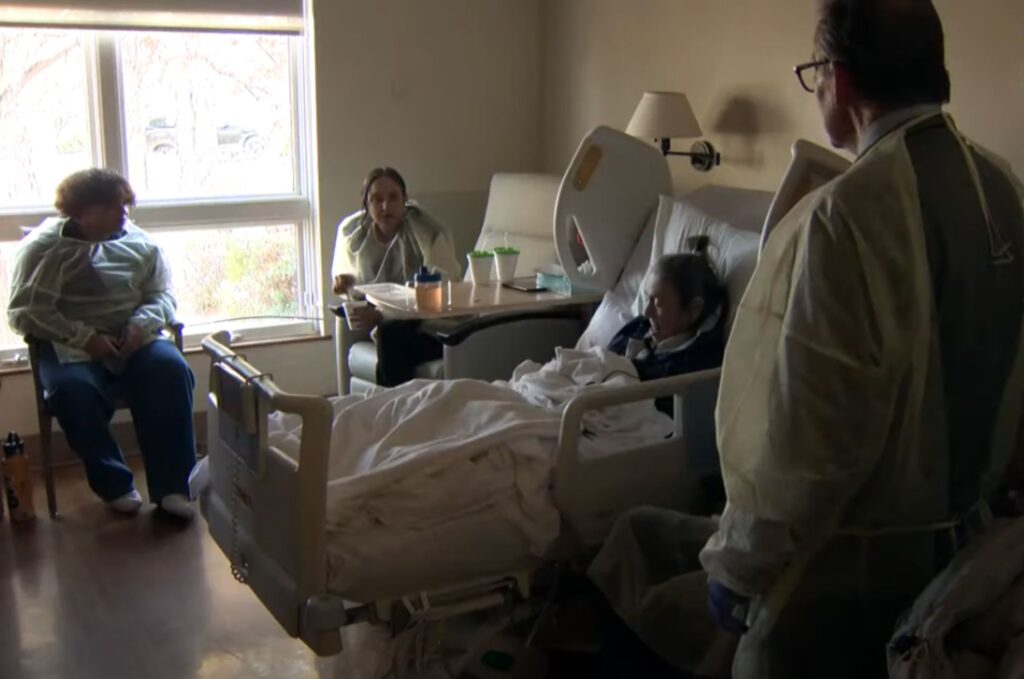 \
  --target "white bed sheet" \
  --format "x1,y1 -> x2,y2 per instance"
326,506 -> 540,602
265,348 -> 674,601
323,432 -> 652,602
